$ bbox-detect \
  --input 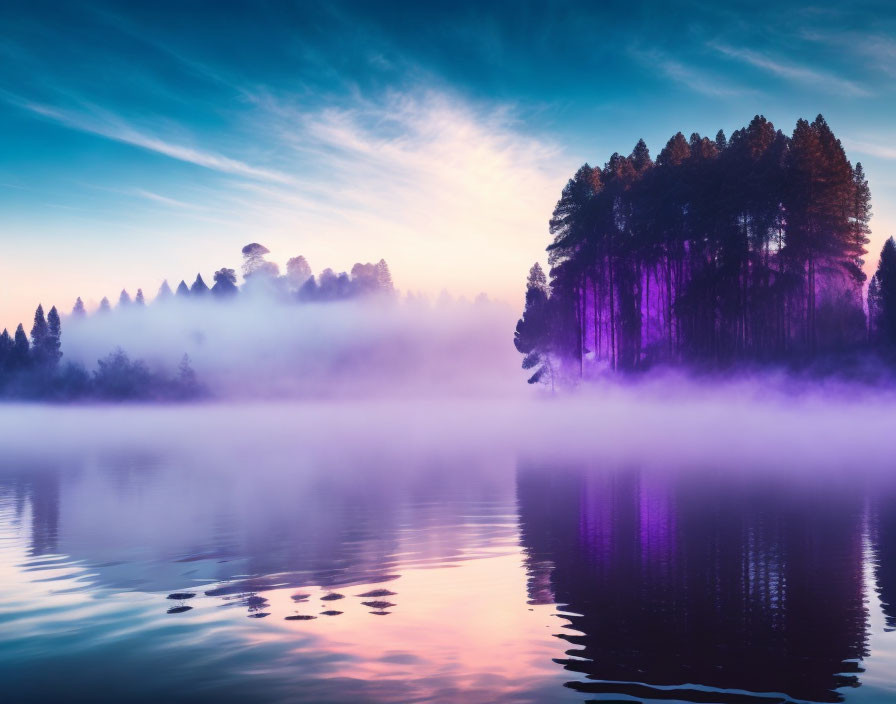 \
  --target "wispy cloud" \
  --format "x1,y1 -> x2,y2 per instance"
709,42 -> 868,96
846,139 -> 896,160
629,47 -> 749,97
1,91 -> 293,184
131,188 -> 194,209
